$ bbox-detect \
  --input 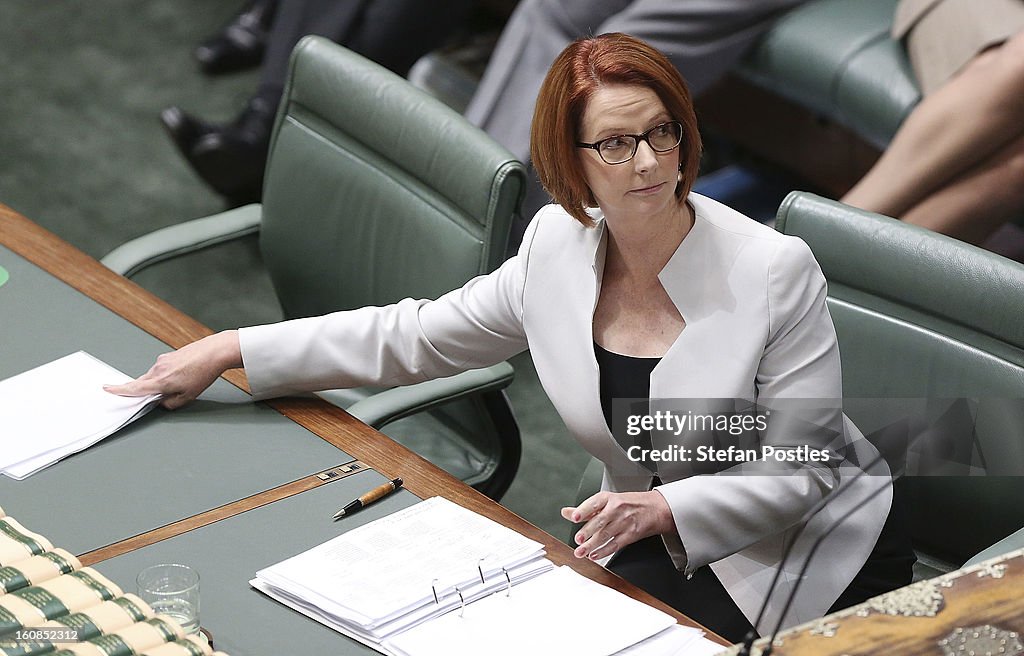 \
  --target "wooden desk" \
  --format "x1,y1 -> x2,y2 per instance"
0,203 -> 727,649
736,547 -> 1024,655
